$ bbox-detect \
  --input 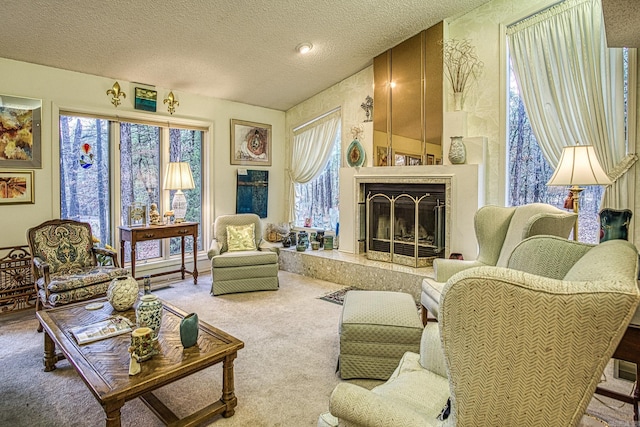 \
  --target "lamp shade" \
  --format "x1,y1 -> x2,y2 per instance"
546,145 -> 612,187
163,162 -> 195,190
